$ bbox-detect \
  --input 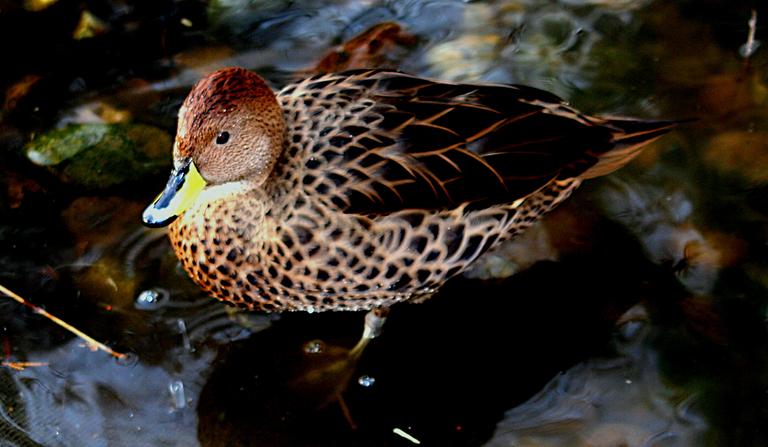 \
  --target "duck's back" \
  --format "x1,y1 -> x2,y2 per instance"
276,70 -> 672,212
